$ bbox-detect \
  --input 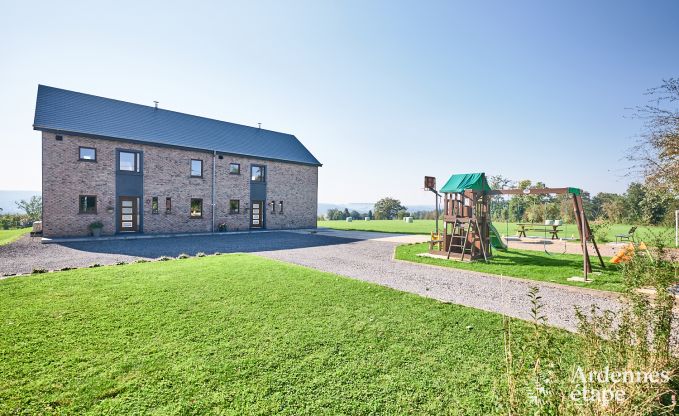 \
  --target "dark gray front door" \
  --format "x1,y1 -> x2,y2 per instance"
118,197 -> 139,232
250,201 -> 263,228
